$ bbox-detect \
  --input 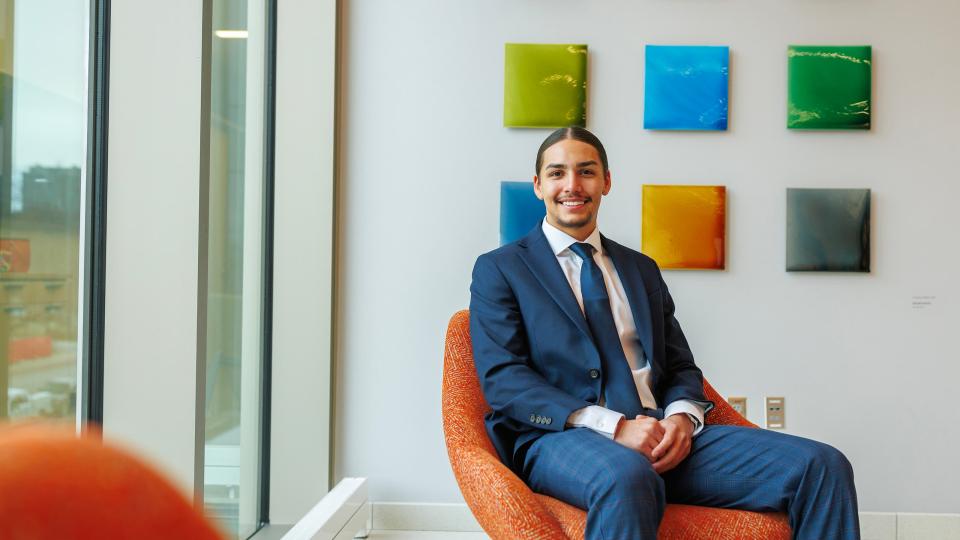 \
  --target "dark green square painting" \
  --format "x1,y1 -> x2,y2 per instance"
504,43 -> 588,128
786,188 -> 871,272
788,45 -> 871,130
